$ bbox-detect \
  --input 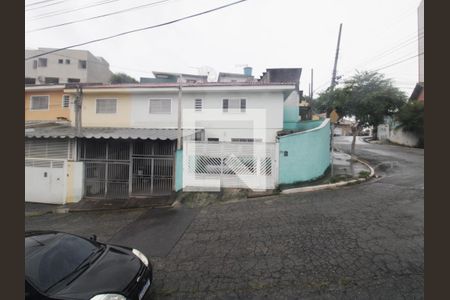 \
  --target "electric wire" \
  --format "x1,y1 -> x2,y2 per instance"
25,0 -> 248,61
